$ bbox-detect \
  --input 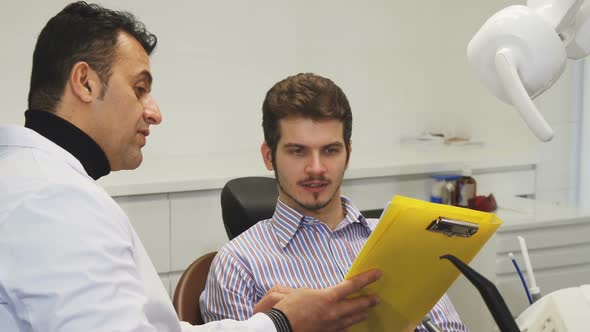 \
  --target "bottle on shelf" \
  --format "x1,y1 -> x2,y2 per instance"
431,174 -> 460,205
456,168 -> 477,208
